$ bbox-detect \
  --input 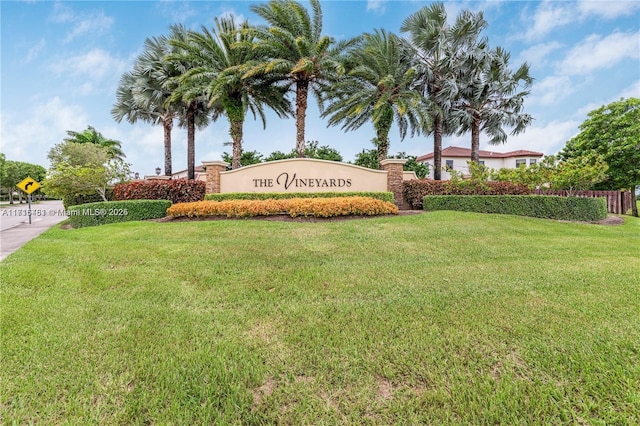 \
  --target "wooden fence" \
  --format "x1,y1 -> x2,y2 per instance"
533,190 -> 632,214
